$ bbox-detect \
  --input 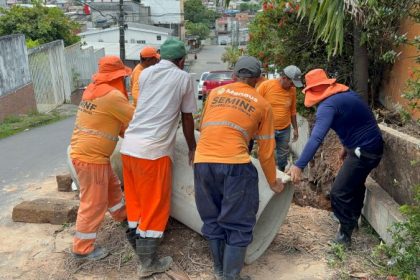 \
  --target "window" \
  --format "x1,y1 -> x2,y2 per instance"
130,39 -> 135,43
98,39 -> 103,42
137,40 -> 146,44
157,35 -> 161,41
125,40 -> 128,43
